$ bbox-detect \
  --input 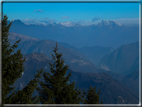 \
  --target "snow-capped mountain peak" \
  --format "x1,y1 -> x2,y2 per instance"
60,21 -> 74,27
98,20 -> 122,27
